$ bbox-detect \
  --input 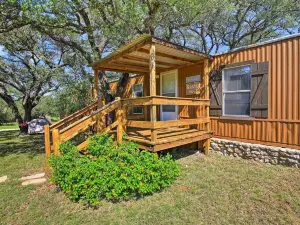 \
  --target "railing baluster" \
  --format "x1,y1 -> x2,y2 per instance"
151,129 -> 157,142
116,97 -> 123,143
52,128 -> 60,155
